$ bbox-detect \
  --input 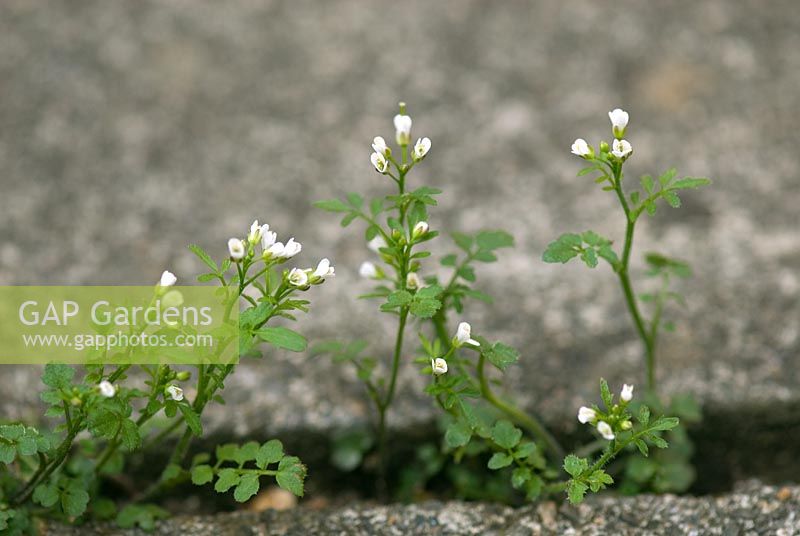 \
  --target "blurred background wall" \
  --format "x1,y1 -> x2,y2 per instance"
1,0 -> 799,431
